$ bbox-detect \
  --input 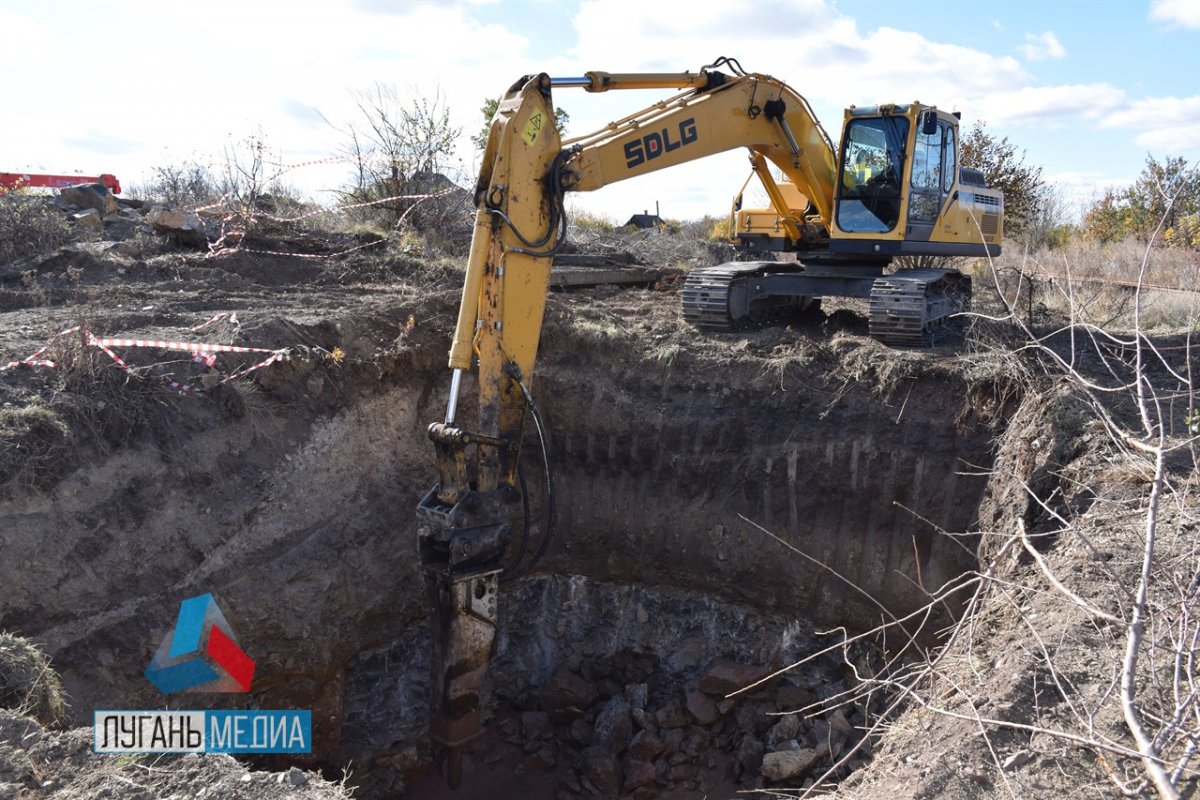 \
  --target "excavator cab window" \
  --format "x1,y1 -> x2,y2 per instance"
836,117 -> 908,233
908,119 -> 944,223
941,124 -> 957,192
